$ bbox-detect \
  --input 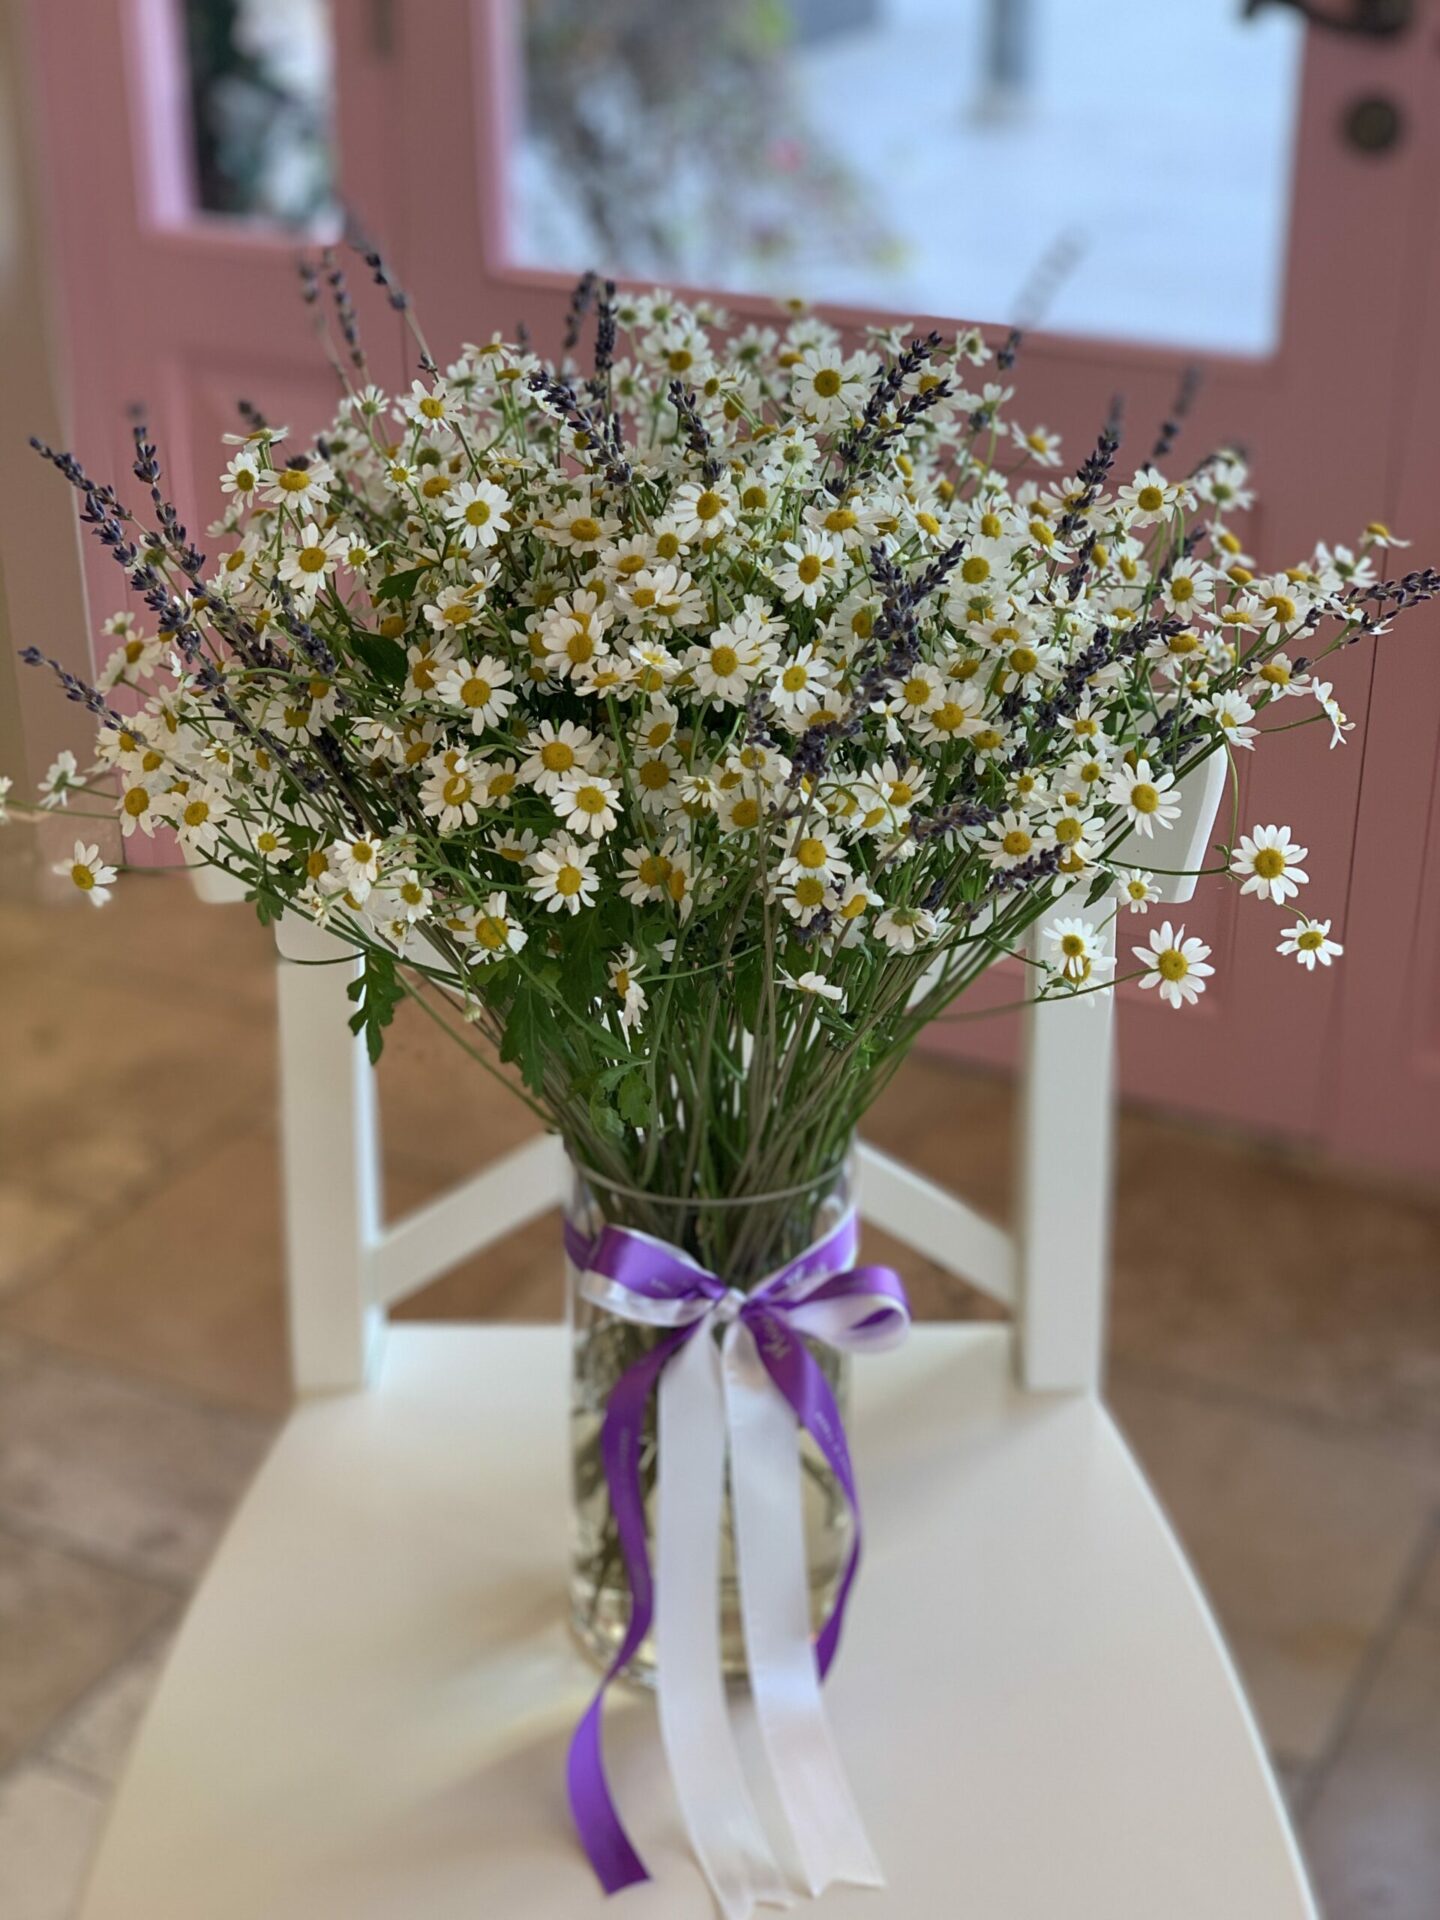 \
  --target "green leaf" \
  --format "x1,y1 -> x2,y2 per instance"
588,1085 -> 625,1143
346,949 -> 402,1065
498,979 -> 549,1097
373,566 -> 427,604
732,946 -> 764,1036
616,1072 -> 653,1129
1084,871 -> 1111,909
346,629 -> 407,687
246,886 -> 281,928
